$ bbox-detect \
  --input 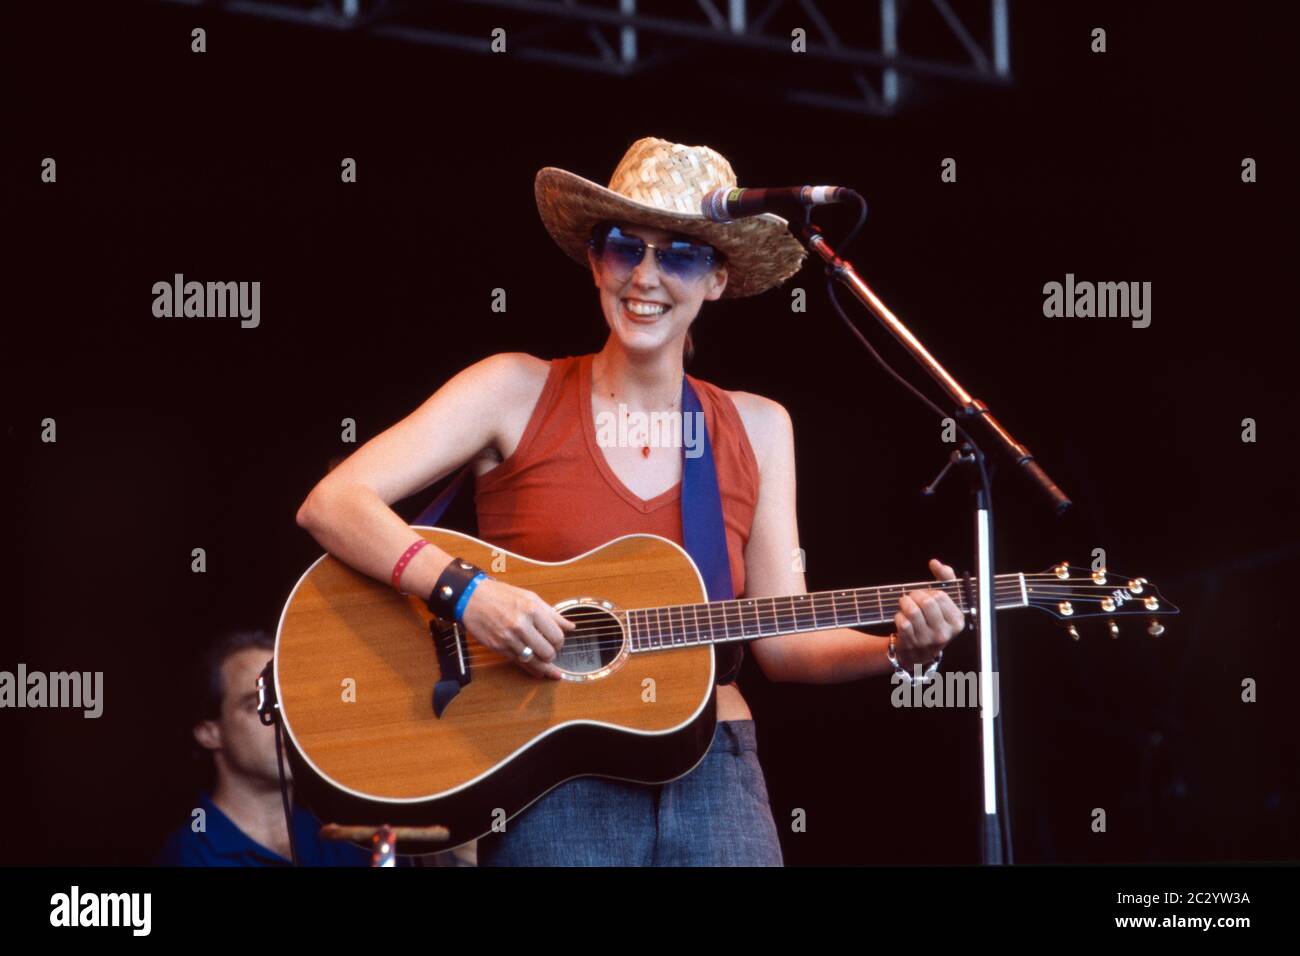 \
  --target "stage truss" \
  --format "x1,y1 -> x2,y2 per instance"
159,0 -> 1012,115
